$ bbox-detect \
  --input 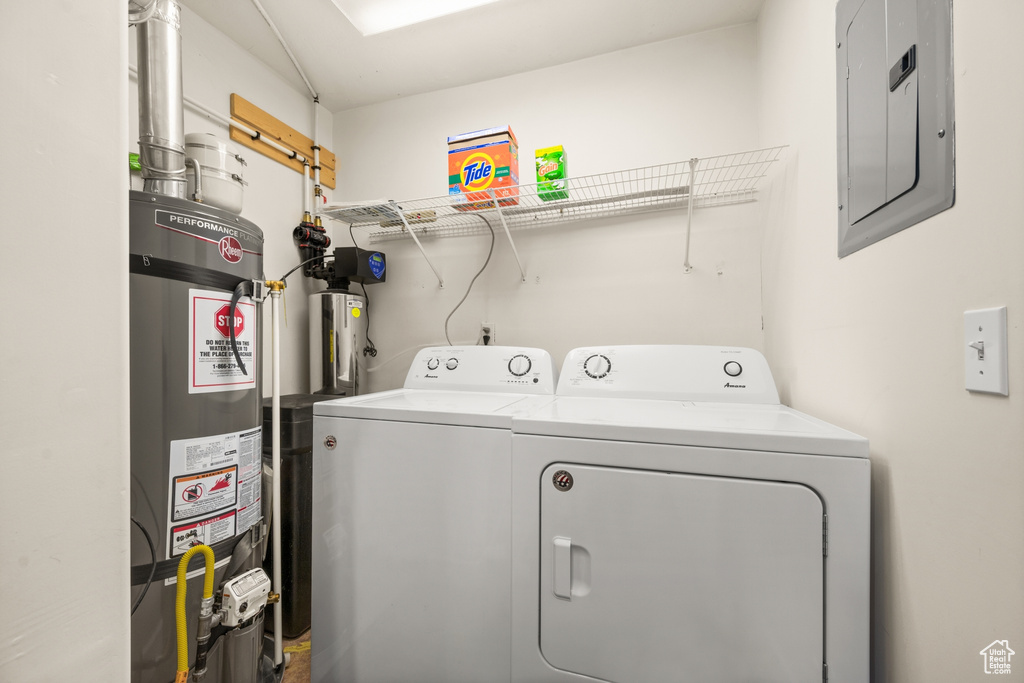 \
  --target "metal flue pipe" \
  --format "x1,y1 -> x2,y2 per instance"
137,0 -> 186,198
